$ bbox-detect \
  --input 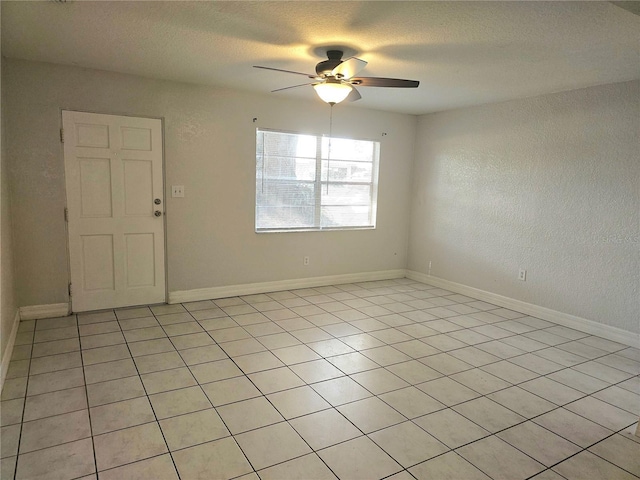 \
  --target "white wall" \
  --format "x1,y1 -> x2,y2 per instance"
1,54 -> 20,366
408,80 -> 639,335
3,59 -> 416,307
